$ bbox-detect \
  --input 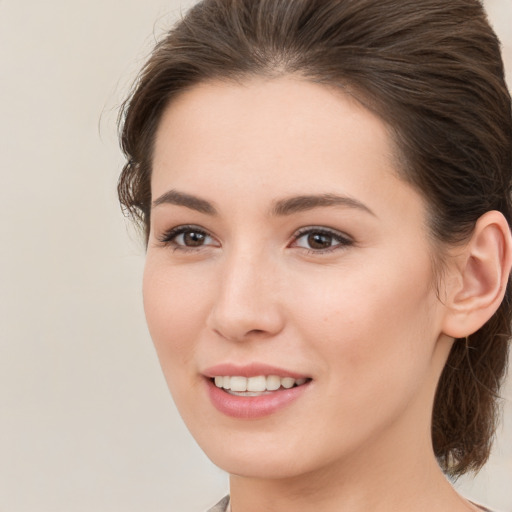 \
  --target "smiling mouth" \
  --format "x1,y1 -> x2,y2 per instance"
211,375 -> 311,396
